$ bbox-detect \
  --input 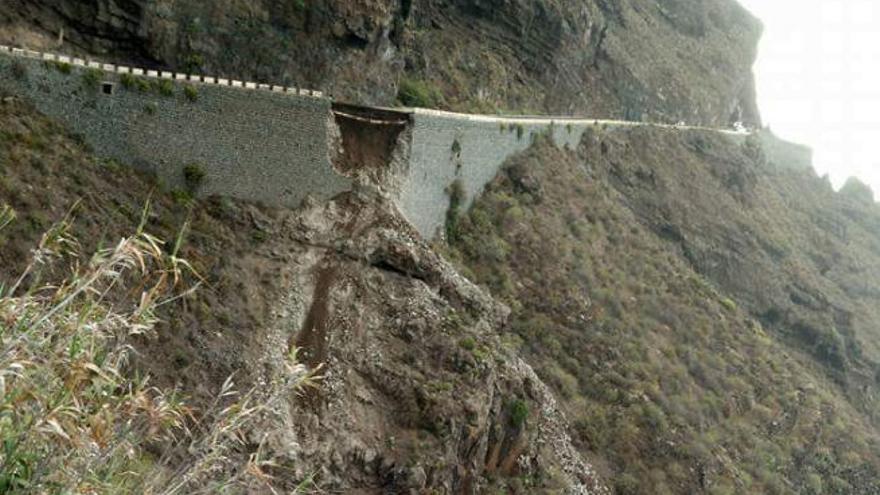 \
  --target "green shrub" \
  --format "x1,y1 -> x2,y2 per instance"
171,188 -> 194,205
119,73 -> 137,89
51,61 -> 72,74
155,79 -> 175,97
720,297 -> 737,311
183,84 -> 199,102
508,399 -> 529,428
459,336 -> 477,351
81,68 -> 103,88
144,102 -> 158,115
183,163 -> 206,192
182,53 -> 205,73
397,78 -> 444,108
515,123 -> 525,140
445,179 -> 467,241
